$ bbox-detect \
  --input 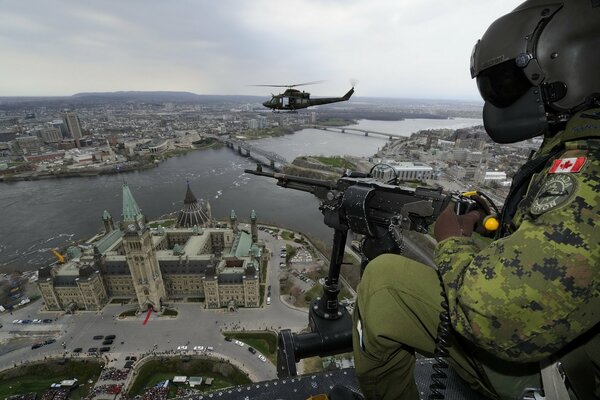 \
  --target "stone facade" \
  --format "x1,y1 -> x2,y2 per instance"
37,184 -> 265,312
